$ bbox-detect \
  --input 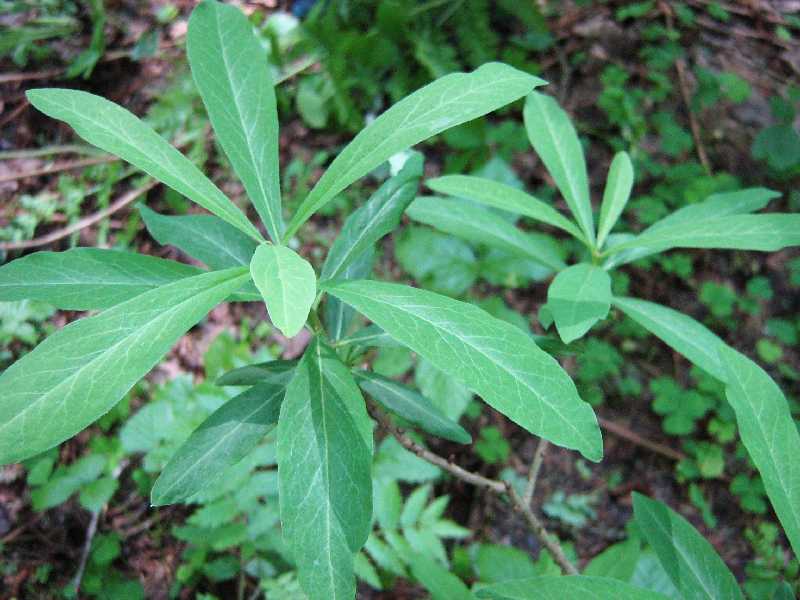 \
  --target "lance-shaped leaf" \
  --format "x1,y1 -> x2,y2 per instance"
633,493 -> 743,600
407,196 -> 565,271
323,280 -> 602,461
524,92 -> 594,244
284,63 -> 545,239
612,297 -> 726,381
26,89 -> 262,241
652,188 -> 779,229
250,244 -> 316,338
603,187 -> 781,269
475,576 -> 670,600
151,380 -> 285,506
216,359 -> 297,387
605,214 -> 800,256
337,324 -> 400,350
596,151 -> 634,248
322,152 -> 423,281
325,248 -> 374,342
140,205 -> 258,270
409,555 -> 475,600
718,347 -> 800,558
0,248 -> 201,310
0,267 -> 250,465
546,264 -> 612,344
425,175 -> 585,241
355,370 -> 471,444
277,337 -> 373,600
187,0 -> 283,241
